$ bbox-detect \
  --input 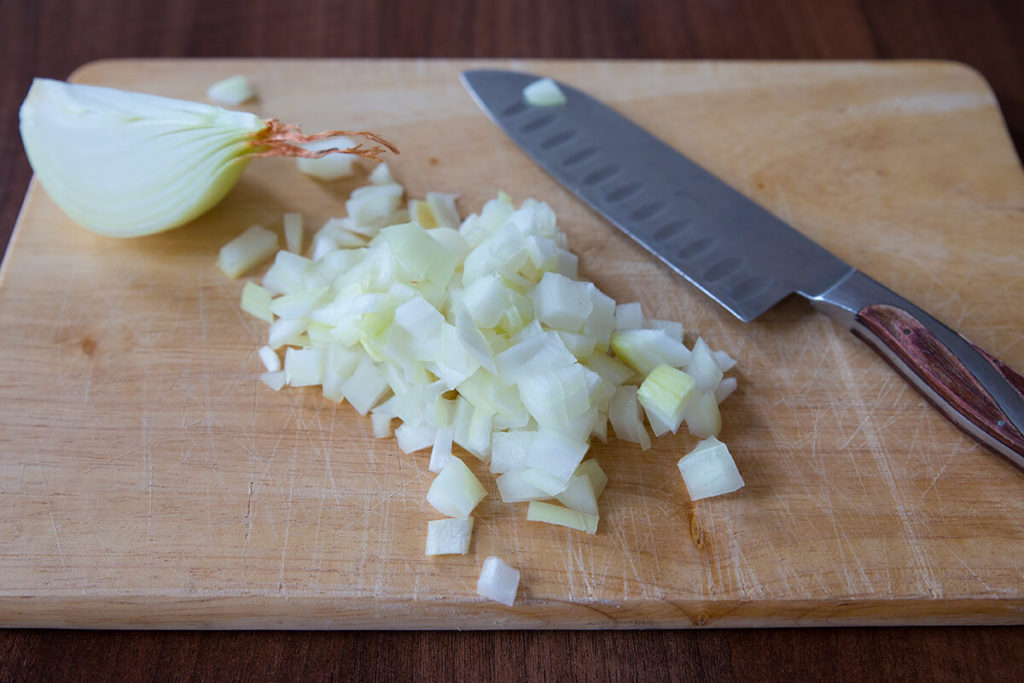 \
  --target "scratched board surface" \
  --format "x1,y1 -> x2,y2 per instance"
1,59 -> 1023,628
